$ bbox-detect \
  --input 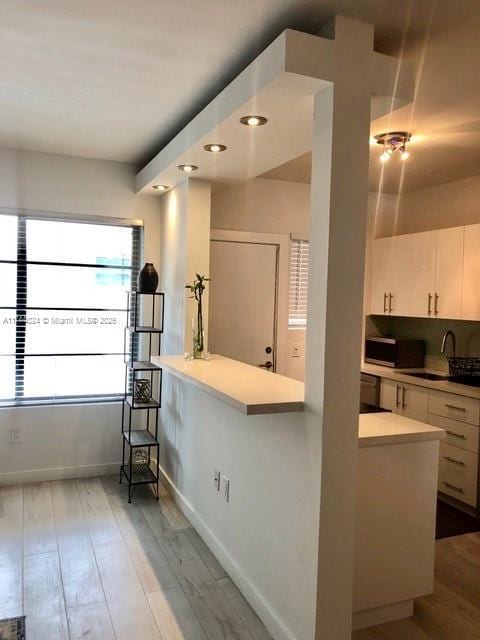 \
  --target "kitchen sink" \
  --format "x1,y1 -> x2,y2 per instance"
405,372 -> 449,381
